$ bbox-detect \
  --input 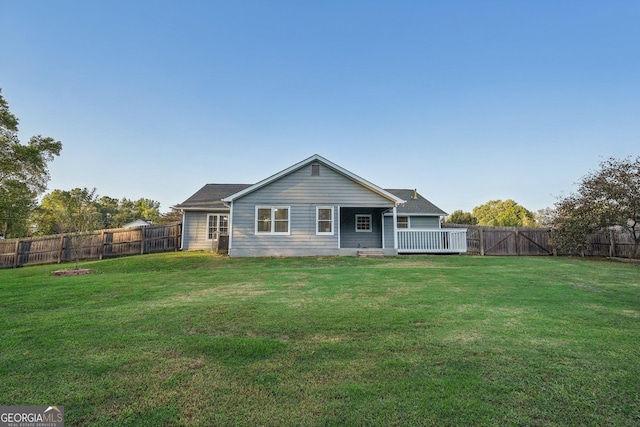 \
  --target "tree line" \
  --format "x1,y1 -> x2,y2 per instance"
446,157 -> 640,258
2,88 -> 638,257
0,88 -> 178,239
446,199 -> 538,228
